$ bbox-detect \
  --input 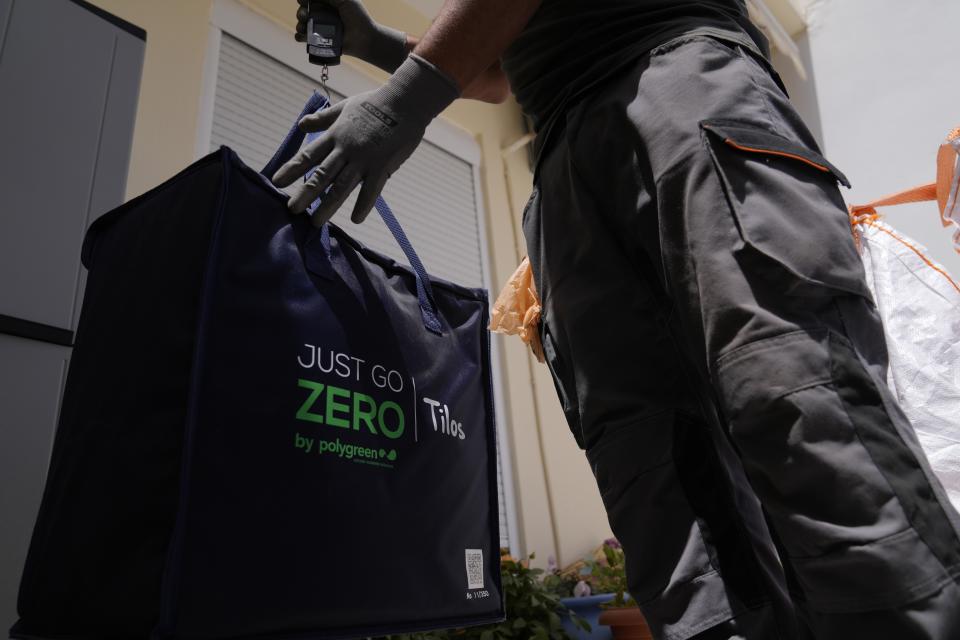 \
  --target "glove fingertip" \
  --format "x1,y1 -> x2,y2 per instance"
298,111 -> 338,132
311,204 -> 338,228
351,205 -> 373,225
297,115 -> 318,131
272,166 -> 295,188
287,195 -> 308,215
312,204 -> 334,226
